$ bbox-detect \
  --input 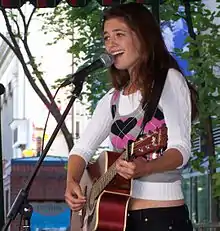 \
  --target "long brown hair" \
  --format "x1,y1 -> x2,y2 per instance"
102,2 -> 198,121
